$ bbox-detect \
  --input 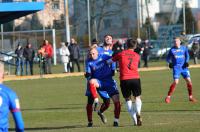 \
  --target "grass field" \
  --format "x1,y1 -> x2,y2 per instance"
6,68 -> 200,132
